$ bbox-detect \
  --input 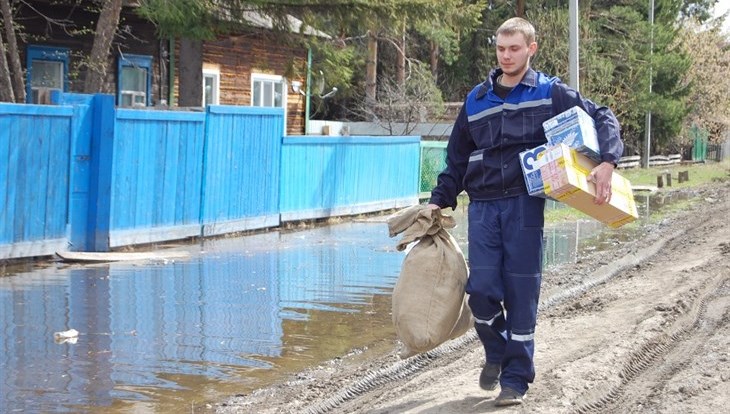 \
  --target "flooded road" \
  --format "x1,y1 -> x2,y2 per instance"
0,192 -> 676,413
